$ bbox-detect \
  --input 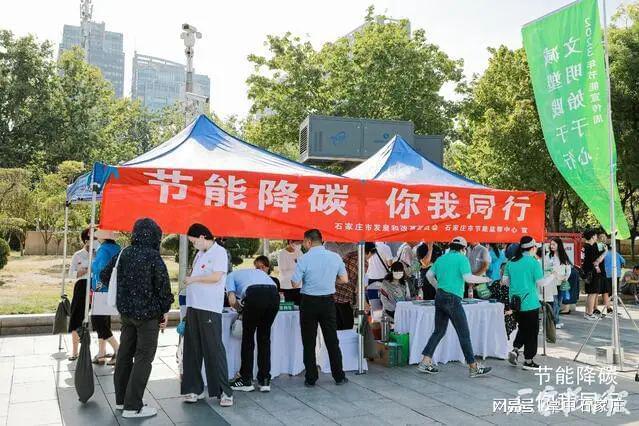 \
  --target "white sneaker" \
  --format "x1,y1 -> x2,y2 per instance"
556,323 -> 564,329
115,404 -> 124,410
122,406 -> 157,418
183,392 -> 206,403
584,313 -> 597,321
220,393 -> 233,407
